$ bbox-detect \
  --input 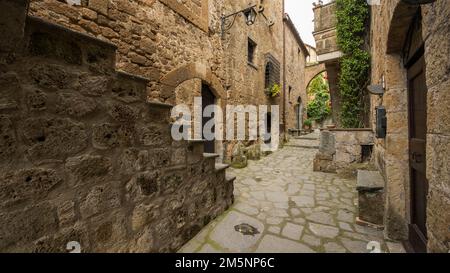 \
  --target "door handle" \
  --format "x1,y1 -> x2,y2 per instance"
412,152 -> 423,163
